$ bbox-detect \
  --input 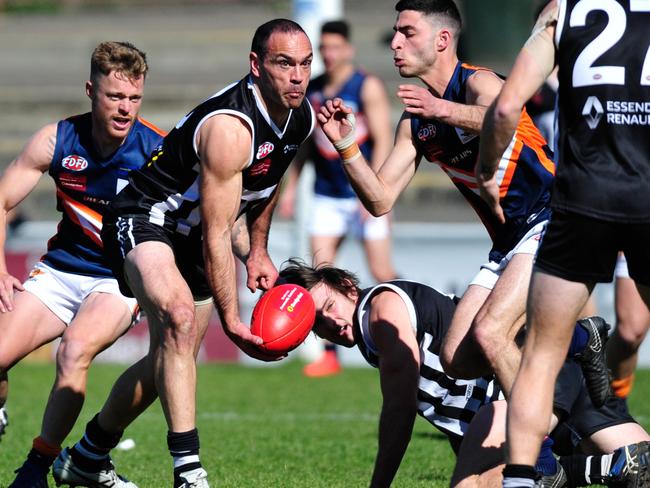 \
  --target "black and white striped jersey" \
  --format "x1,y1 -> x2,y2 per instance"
354,280 -> 501,441
108,75 -> 315,235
